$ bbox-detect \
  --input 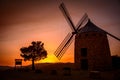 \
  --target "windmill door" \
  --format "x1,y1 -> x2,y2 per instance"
81,59 -> 88,70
